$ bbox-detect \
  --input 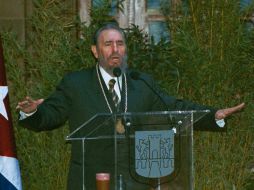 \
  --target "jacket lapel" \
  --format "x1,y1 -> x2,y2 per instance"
125,72 -> 143,112
86,67 -> 111,114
